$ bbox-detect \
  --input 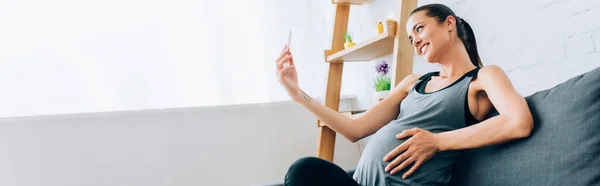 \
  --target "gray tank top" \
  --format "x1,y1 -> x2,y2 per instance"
353,68 -> 480,186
